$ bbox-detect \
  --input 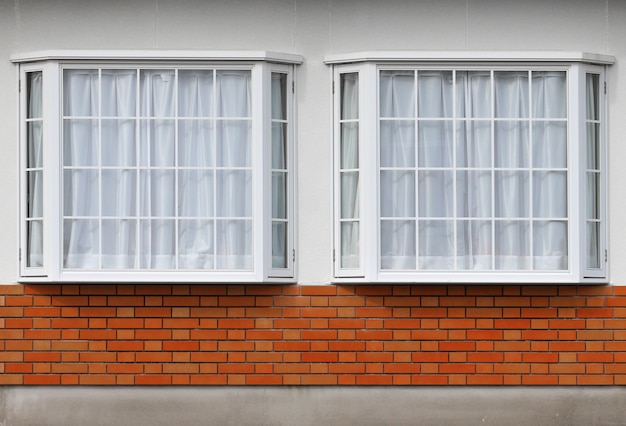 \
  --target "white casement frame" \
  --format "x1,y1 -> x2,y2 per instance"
327,51 -> 613,284
14,50 -> 302,283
